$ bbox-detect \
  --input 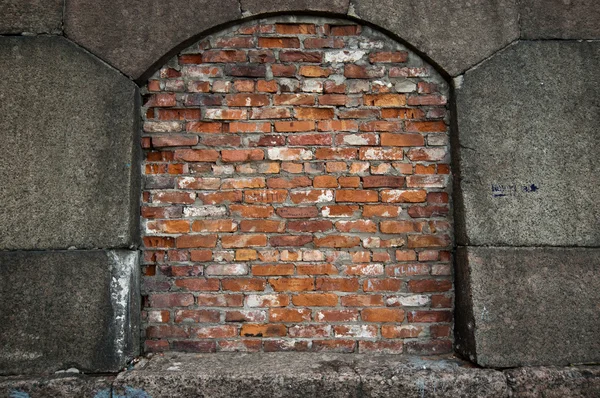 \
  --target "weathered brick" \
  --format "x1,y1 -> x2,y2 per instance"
141,18 -> 451,352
